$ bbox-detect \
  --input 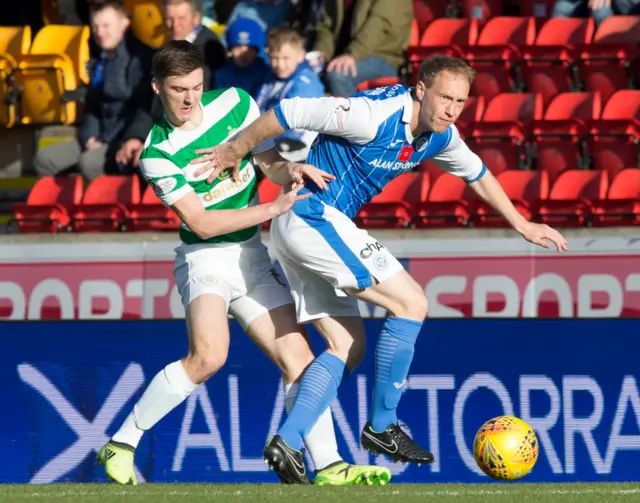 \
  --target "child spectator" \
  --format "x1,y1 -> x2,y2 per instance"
213,17 -> 269,97
256,27 -> 325,161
